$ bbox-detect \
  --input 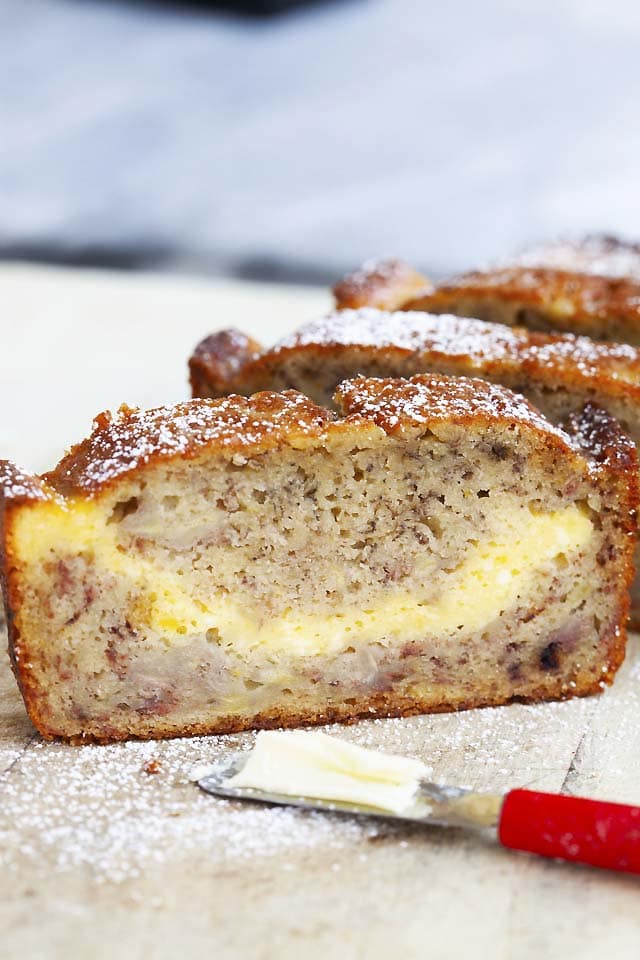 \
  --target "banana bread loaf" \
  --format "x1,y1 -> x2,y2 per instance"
1,377 -> 636,742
